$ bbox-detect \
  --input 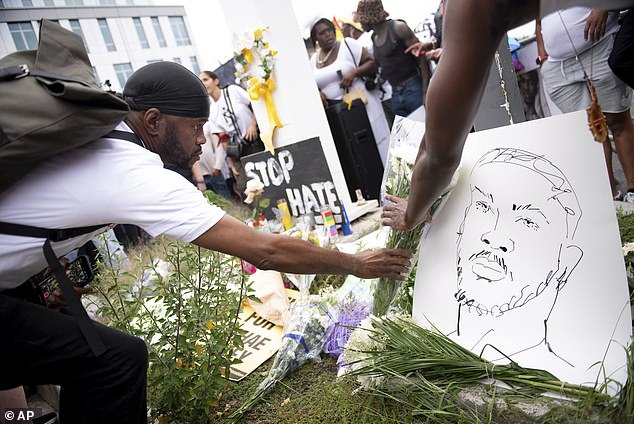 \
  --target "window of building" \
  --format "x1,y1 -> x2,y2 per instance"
69,19 -> 89,53
98,0 -> 116,4
21,0 -> 34,6
64,0 -> 84,5
8,22 -> 37,51
151,17 -> 167,48
133,17 -> 149,49
43,0 -> 55,6
169,16 -> 191,46
113,63 -> 133,88
147,59 -> 162,64
189,56 -> 200,75
98,18 -> 116,51
172,57 -> 181,64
